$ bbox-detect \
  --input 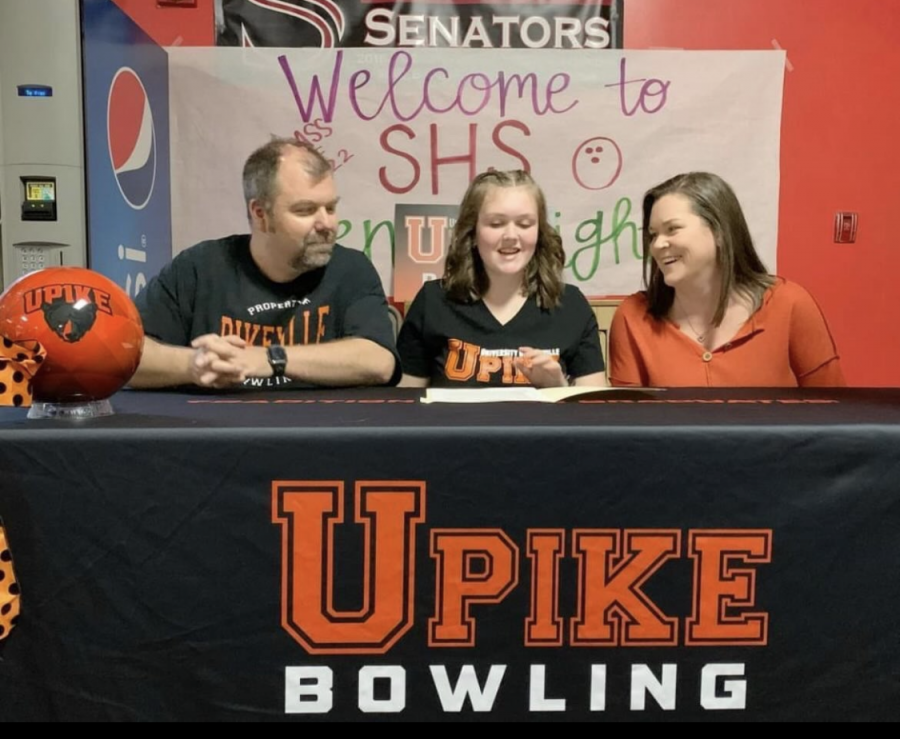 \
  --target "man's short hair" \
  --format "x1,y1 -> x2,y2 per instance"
242,137 -> 333,214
